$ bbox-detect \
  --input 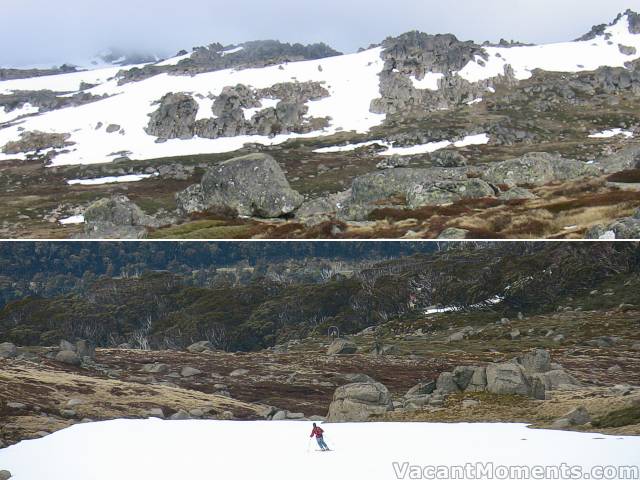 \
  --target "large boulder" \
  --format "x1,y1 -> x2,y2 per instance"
327,339 -> 357,355
326,382 -> 393,421
0,470 -> 11,480
55,350 -> 81,366
83,195 -> 159,239
482,152 -> 599,187
0,342 -> 17,359
466,367 -> 488,392
176,153 -> 303,218
407,178 -> 495,208
452,366 -> 477,390
436,372 -> 461,394
76,340 -> 95,360
485,363 -> 531,396
514,349 -> 551,374
532,369 -> 581,390
405,380 -> 436,397
187,341 -> 214,353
